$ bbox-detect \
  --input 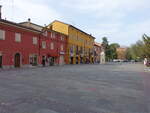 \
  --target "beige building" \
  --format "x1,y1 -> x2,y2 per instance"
94,42 -> 105,64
